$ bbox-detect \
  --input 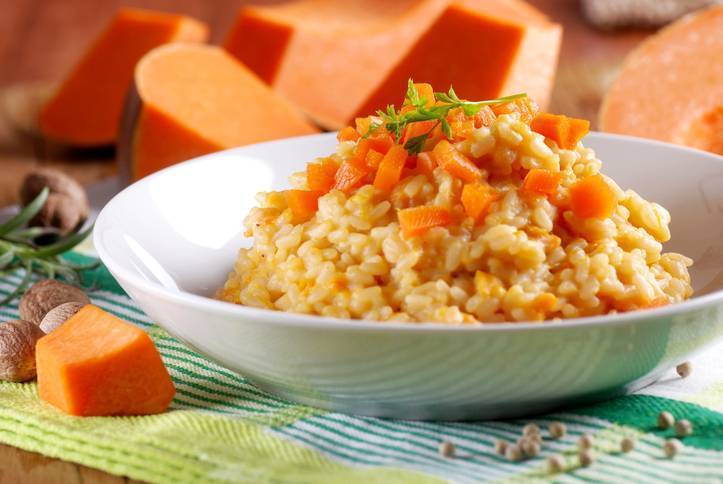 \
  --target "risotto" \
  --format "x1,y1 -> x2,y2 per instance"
218,82 -> 693,323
